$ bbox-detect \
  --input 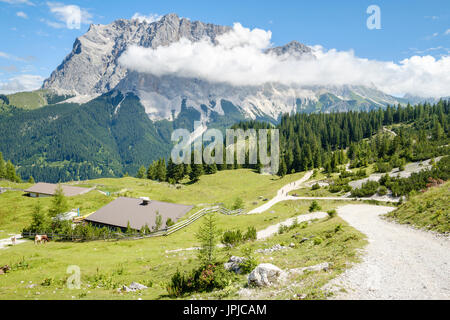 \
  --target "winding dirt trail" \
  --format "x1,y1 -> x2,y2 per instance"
248,171 -> 314,214
324,204 -> 450,300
